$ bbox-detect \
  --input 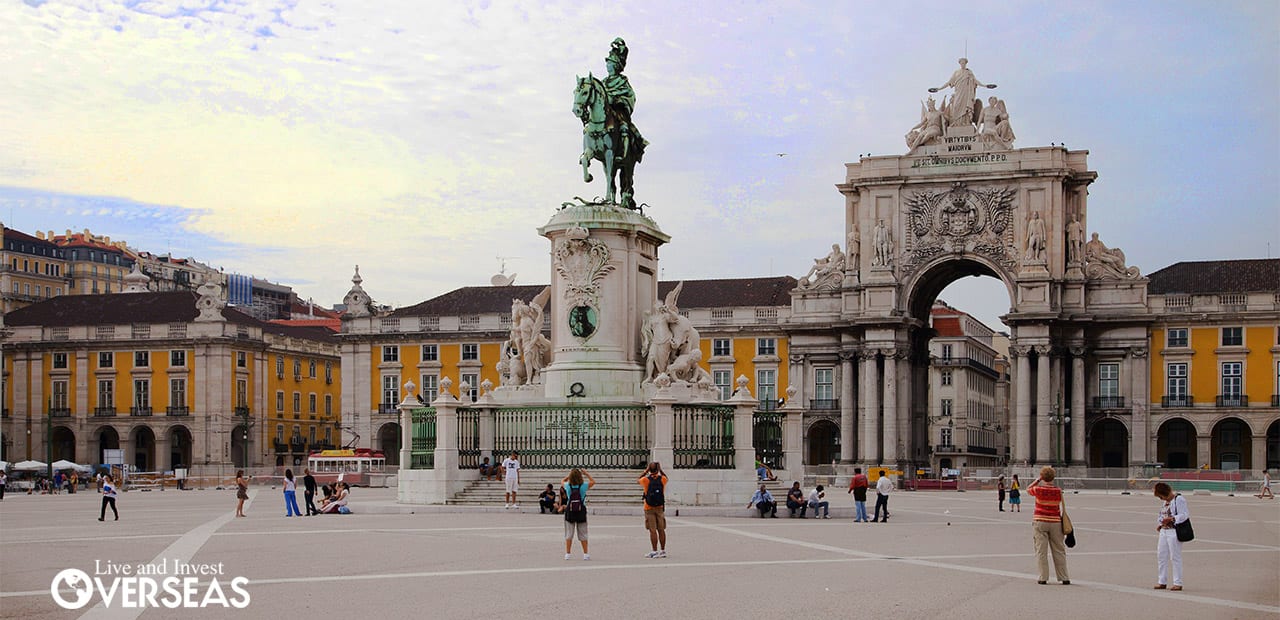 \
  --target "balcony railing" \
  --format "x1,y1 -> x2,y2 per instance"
378,403 -> 400,415
166,406 -> 190,416
1,408 -> 8,418
1091,396 -> 1126,409
49,408 -> 71,418
1161,395 -> 1194,408
755,399 -> 780,412
130,406 -> 153,417
809,399 -> 839,411
93,407 -> 117,417
970,446 -> 998,455
1216,394 -> 1248,408
935,444 -> 957,453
